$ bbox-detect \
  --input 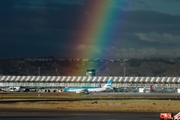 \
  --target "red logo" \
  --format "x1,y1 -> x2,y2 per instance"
160,114 -> 164,118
